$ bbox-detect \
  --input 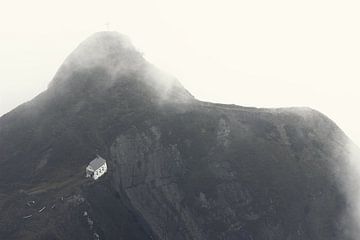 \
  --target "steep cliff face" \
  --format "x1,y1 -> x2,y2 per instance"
109,104 -> 349,240
0,32 -> 356,240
